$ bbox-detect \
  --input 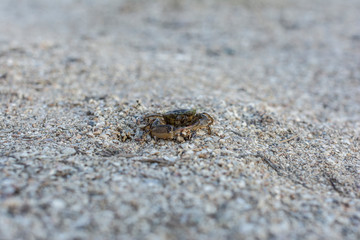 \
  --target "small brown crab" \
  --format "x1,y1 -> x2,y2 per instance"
140,109 -> 214,141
